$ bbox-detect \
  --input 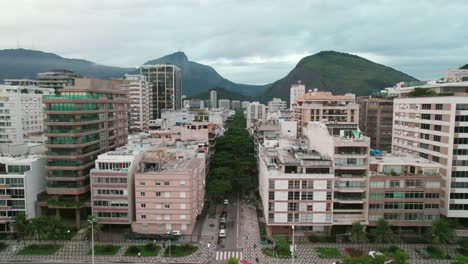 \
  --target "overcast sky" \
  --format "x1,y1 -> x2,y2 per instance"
0,0 -> 467,84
